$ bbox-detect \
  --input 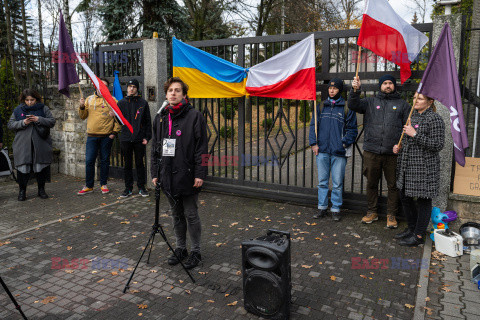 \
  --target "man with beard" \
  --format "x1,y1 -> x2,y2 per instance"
348,75 -> 410,229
